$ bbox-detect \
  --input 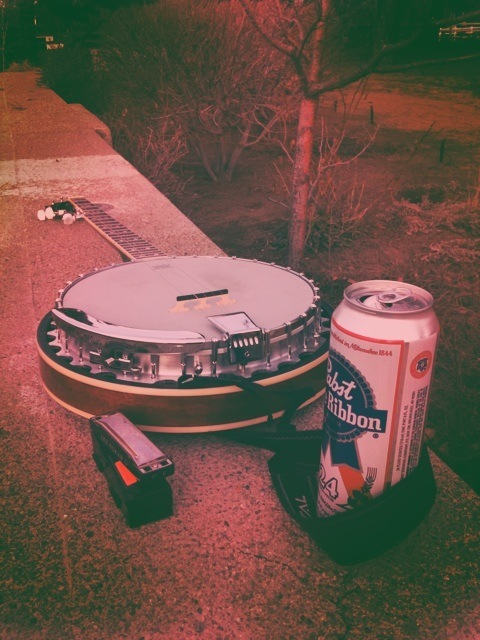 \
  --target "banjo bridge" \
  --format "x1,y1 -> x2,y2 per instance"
169,289 -> 236,314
